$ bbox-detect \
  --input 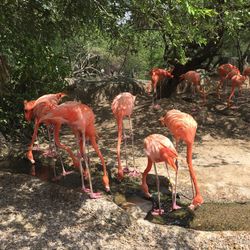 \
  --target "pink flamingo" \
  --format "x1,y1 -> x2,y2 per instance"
111,92 -> 138,180
147,68 -> 174,108
160,109 -> 203,209
227,74 -> 248,107
179,71 -> 206,103
40,101 -> 110,198
142,134 -> 179,214
24,92 -> 66,164
217,63 -> 240,98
